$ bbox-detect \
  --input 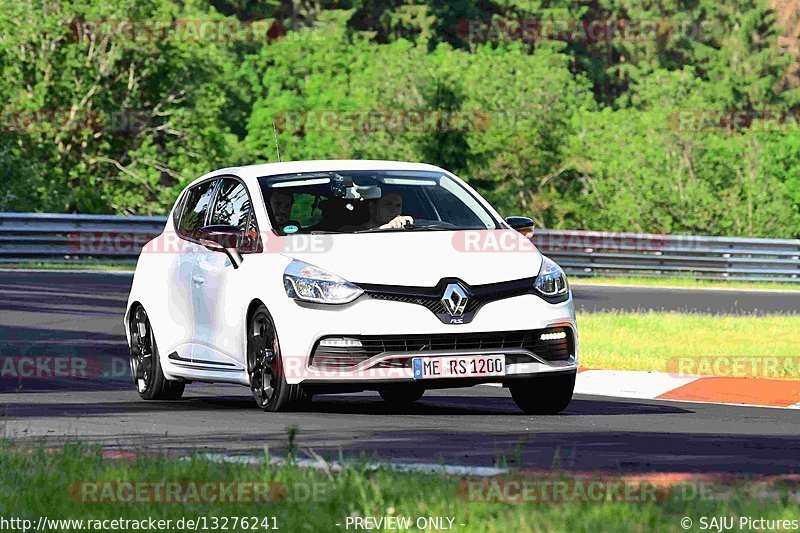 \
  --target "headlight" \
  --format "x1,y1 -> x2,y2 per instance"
534,256 -> 569,298
283,260 -> 363,304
